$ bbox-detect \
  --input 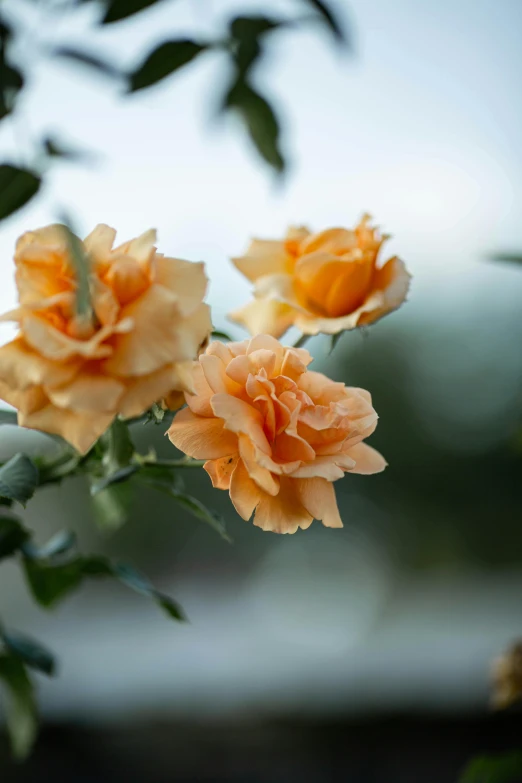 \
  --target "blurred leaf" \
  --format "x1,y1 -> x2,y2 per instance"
53,46 -> 121,78
130,39 -> 206,92
59,219 -> 92,318
1,631 -> 55,677
0,515 -> 28,560
0,454 -> 39,507
0,165 -> 41,222
43,135 -> 93,162
224,80 -> 284,172
329,331 -> 343,354
91,481 -> 133,533
102,0 -> 167,24
149,478 -> 231,541
459,752 -> 522,783
22,530 -> 76,560
0,409 -> 17,425
303,0 -> 347,44
90,465 -> 138,496
0,654 -> 37,759
491,253 -> 522,267
111,562 -> 185,620
22,546 -> 185,620
229,16 -> 280,76
211,329 -> 233,341
100,418 -> 134,471
0,19 -> 24,121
